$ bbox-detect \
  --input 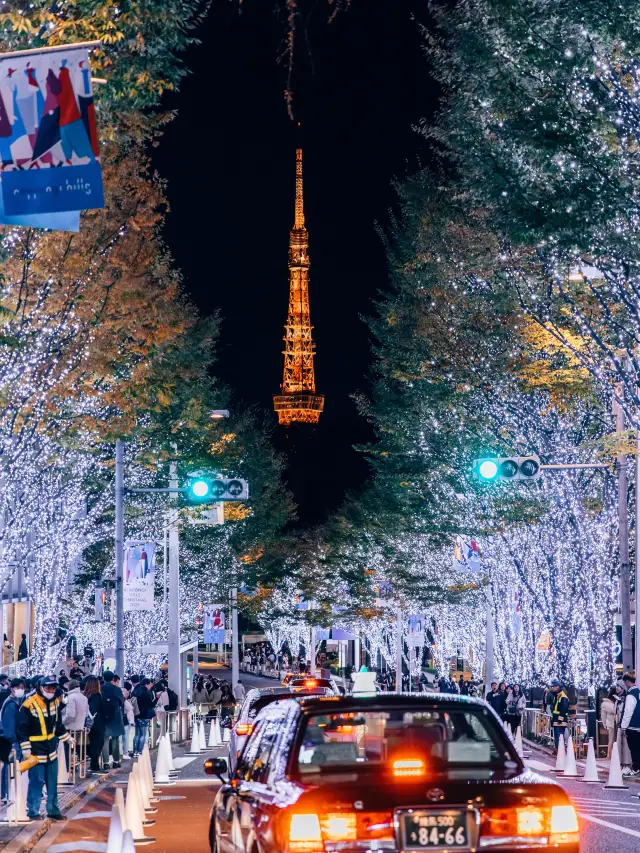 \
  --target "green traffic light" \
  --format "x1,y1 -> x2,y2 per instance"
479,460 -> 499,480
190,479 -> 210,499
